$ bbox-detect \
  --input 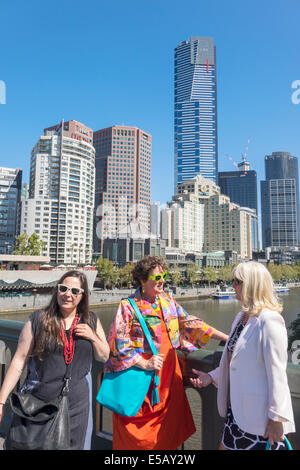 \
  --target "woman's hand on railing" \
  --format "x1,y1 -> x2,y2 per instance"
190,369 -> 213,388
